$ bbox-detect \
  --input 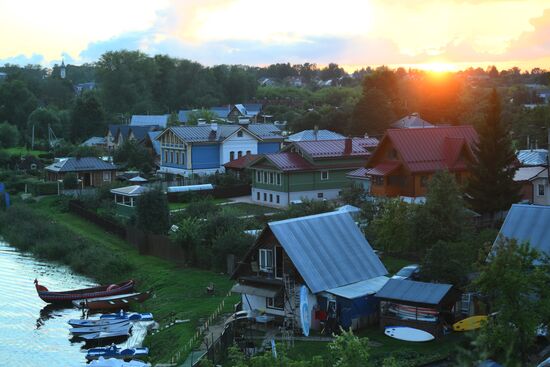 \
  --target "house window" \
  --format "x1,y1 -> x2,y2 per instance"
164,151 -> 168,164
257,191 -> 260,200
321,171 -> 329,180
259,249 -> 273,272
539,184 -> 545,196
266,294 -> 284,310
257,170 -> 262,183
230,151 -> 235,161
373,176 -> 384,185
269,194 -> 273,202
269,172 -> 274,184
237,131 -> 243,137
103,172 -> 111,182
264,193 -> 267,201
264,172 -> 268,182
238,151 -> 243,159
420,175 -> 429,187
276,173 -> 281,185
170,151 -> 174,163
317,192 -> 324,198
276,195 -> 280,204
175,151 -> 180,165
